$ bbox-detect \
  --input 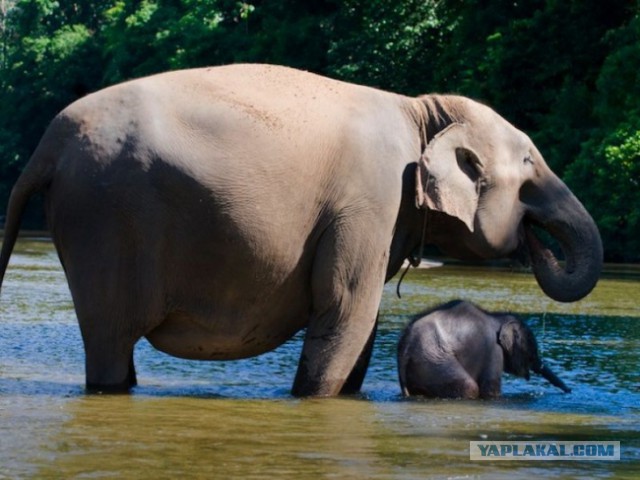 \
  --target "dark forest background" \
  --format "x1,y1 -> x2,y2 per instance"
0,1 -> 638,262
